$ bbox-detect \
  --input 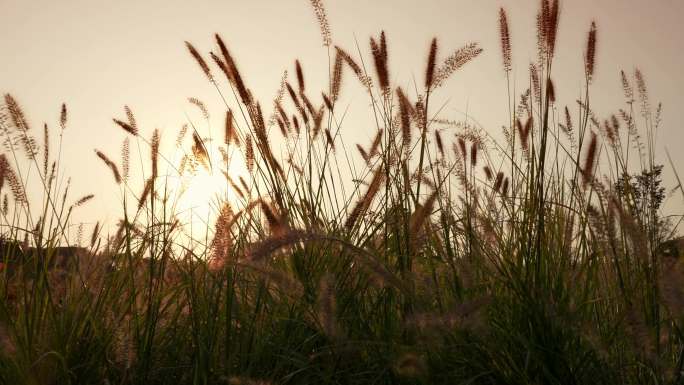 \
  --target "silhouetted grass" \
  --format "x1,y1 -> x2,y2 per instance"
0,1 -> 682,384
